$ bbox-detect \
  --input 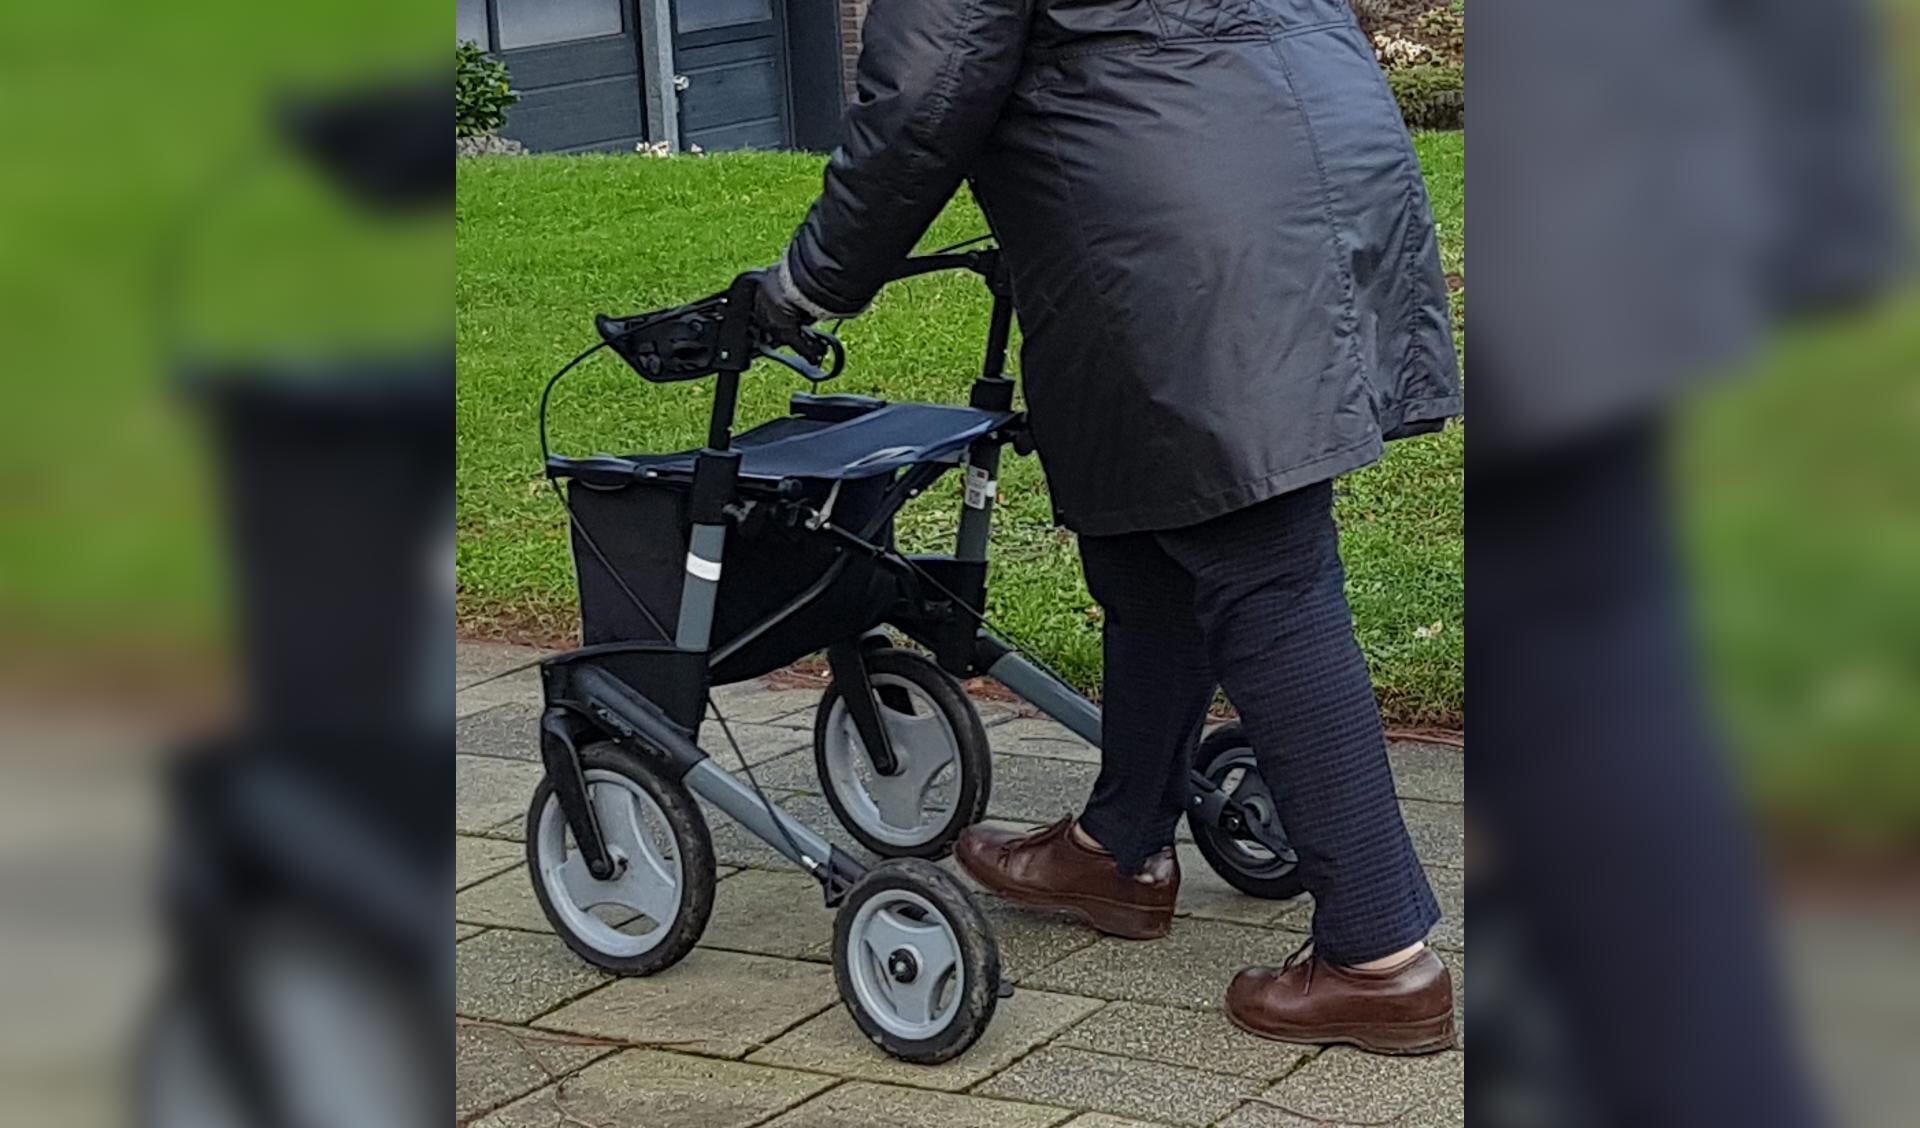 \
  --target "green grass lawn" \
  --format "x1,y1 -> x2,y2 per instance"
456,133 -> 1466,727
